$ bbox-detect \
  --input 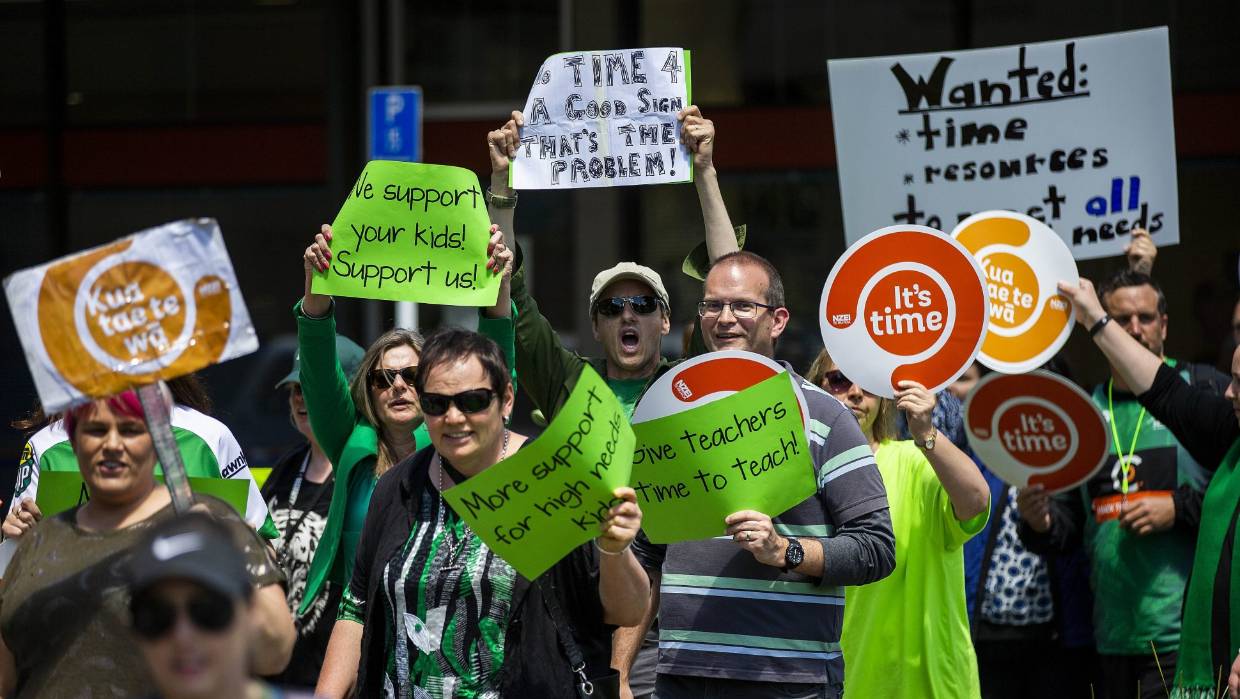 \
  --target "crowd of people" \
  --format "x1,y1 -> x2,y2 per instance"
0,108 -> 1237,699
